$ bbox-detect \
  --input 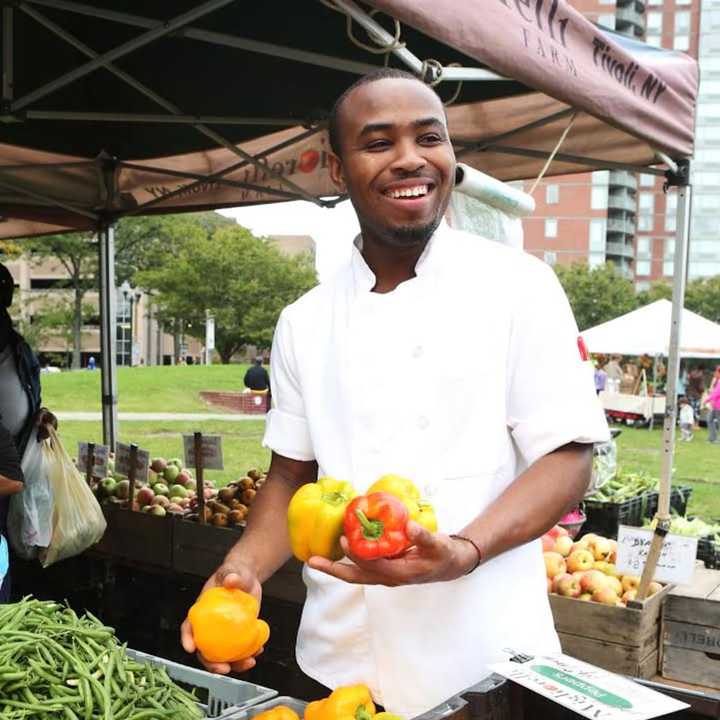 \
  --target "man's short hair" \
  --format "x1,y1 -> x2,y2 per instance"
327,68 -> 440,156
0,264 -> 14,308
